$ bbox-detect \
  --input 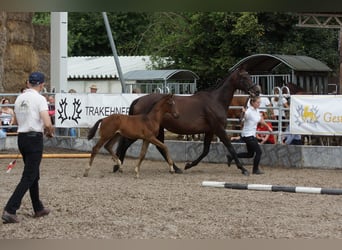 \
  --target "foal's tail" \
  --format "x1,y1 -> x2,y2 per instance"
87,118 -> 103,140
